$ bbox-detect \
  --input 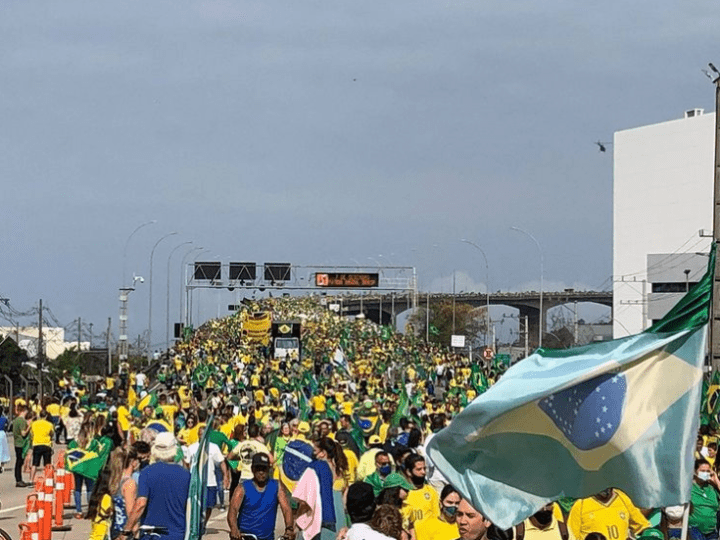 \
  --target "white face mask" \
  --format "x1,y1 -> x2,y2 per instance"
698,471 -> 711,482
665,506 -> 685,520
